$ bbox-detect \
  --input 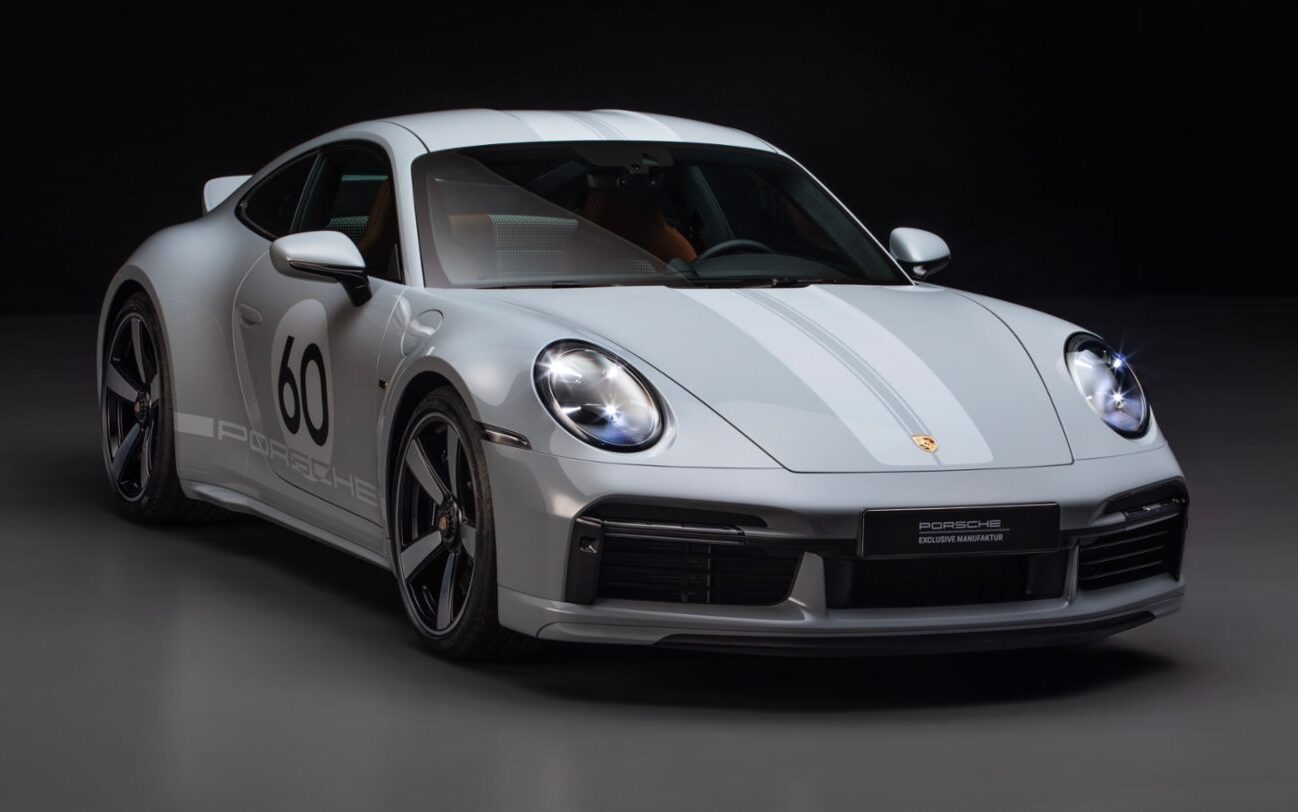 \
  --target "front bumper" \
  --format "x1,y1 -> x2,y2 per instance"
486,441 -> 1186,650
502,571 -> 1182,654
